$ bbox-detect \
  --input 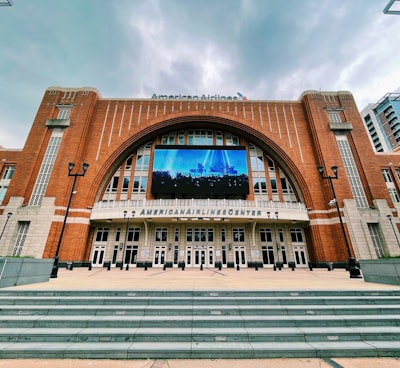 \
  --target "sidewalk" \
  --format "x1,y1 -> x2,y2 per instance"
7,266 -> 400,291
2,267 -> 400,368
